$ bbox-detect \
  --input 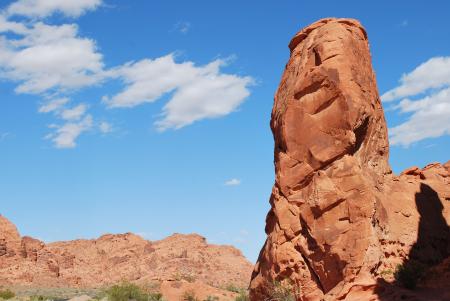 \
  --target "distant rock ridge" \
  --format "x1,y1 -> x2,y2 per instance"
0,215 -> 252,289
249,18 -> 450,301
